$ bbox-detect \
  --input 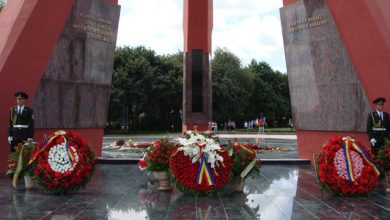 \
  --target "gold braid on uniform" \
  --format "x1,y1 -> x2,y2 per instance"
11,107 -> 17,125
371,112 -> 382,128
